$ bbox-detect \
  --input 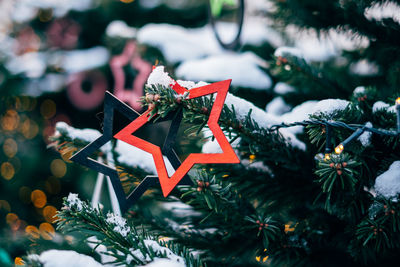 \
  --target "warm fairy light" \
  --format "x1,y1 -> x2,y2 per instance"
25,225 -> 40,239
222,174 -> 229,178
19,186 -> 32,204
6,213 -> 18,225
120,0 -> 135,3
50,159 -> 67,178
396,97 -> 400,105
3,138 -> 18,158
284,224 -> 295,233
1,110 -> 19,131
40,99 -> 56,119
249,154 -> 256,163
43,205 -> 58,223
334,144 -> 344,154
0,200 -> 11,212
39,222 -> 55,240
15,257 -> 24,265
31,190 -> 47,208
324,153 -> 331,161
1,162 -> 15,180
20,118 -> 39,139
